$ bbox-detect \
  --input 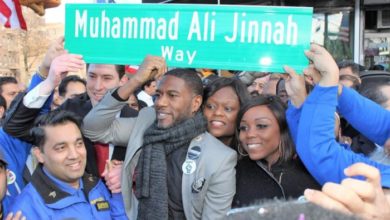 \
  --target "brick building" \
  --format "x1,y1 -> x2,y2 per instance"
0,8 -> 63,84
